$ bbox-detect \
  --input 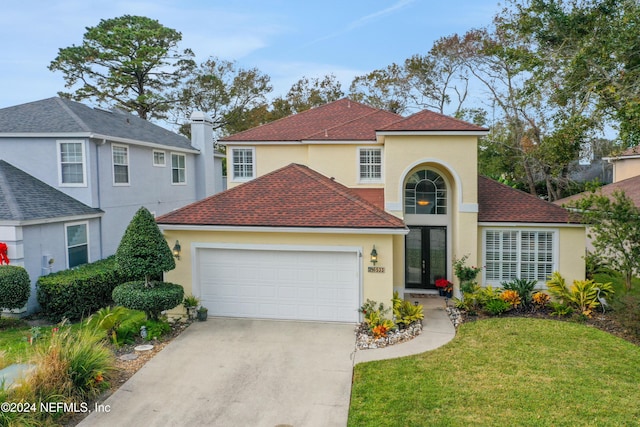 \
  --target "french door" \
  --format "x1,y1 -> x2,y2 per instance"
405,226 -> 447,289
